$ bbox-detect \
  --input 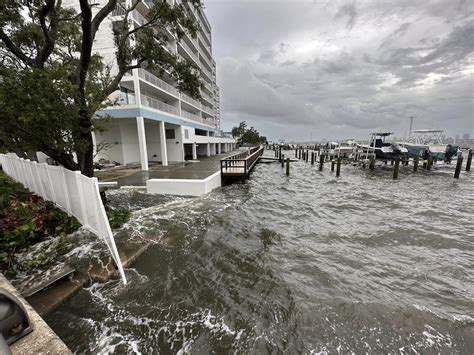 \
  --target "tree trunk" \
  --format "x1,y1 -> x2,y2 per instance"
77,109 -> 95,178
